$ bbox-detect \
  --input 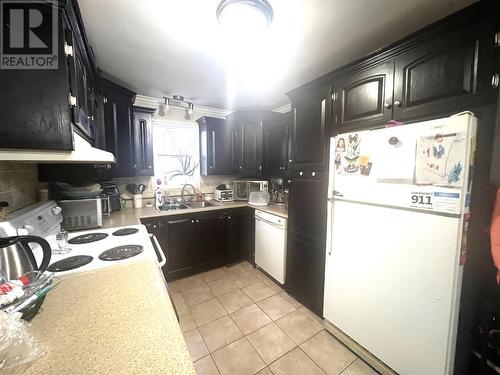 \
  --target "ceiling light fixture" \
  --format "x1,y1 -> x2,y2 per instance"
216,0 -> 273,33
163,95 -> 194,119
